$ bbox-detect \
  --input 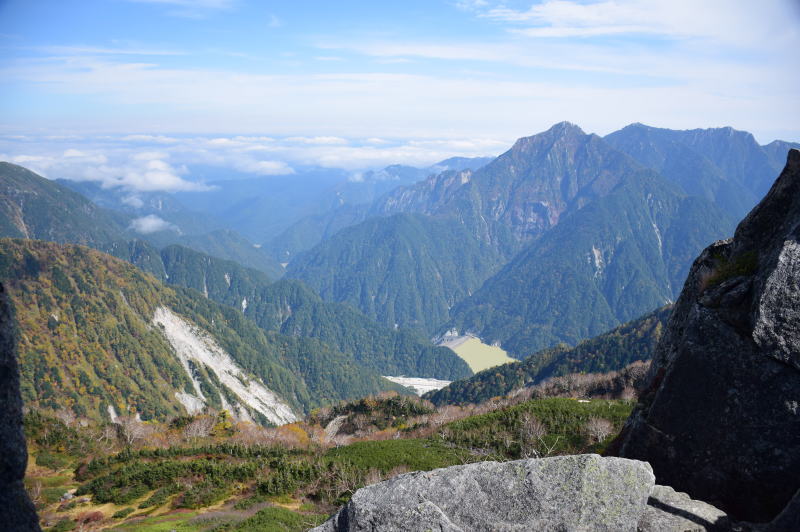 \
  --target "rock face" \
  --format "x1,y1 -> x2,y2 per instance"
638,485 -> 731,532
614,149 -> 800,522
313,454 -> 657,531
0,282 -> 41,531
